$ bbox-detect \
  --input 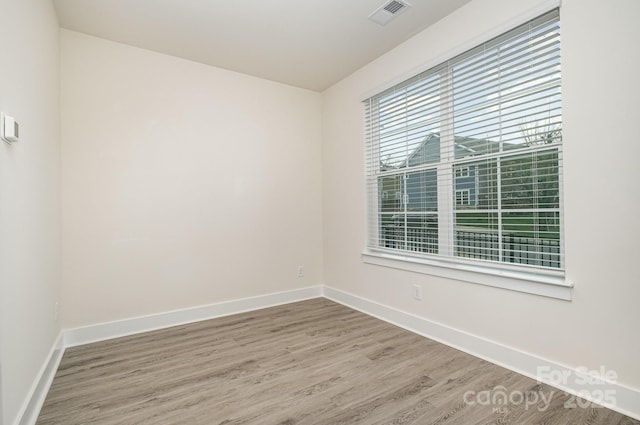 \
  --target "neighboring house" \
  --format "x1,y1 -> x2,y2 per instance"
379,132 -> 500,213
378,131 -> 560,266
